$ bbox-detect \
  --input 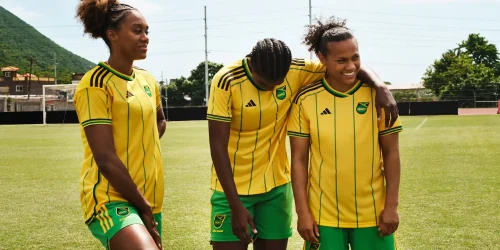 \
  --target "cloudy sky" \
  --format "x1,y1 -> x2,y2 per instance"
2,0 -> 500,86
